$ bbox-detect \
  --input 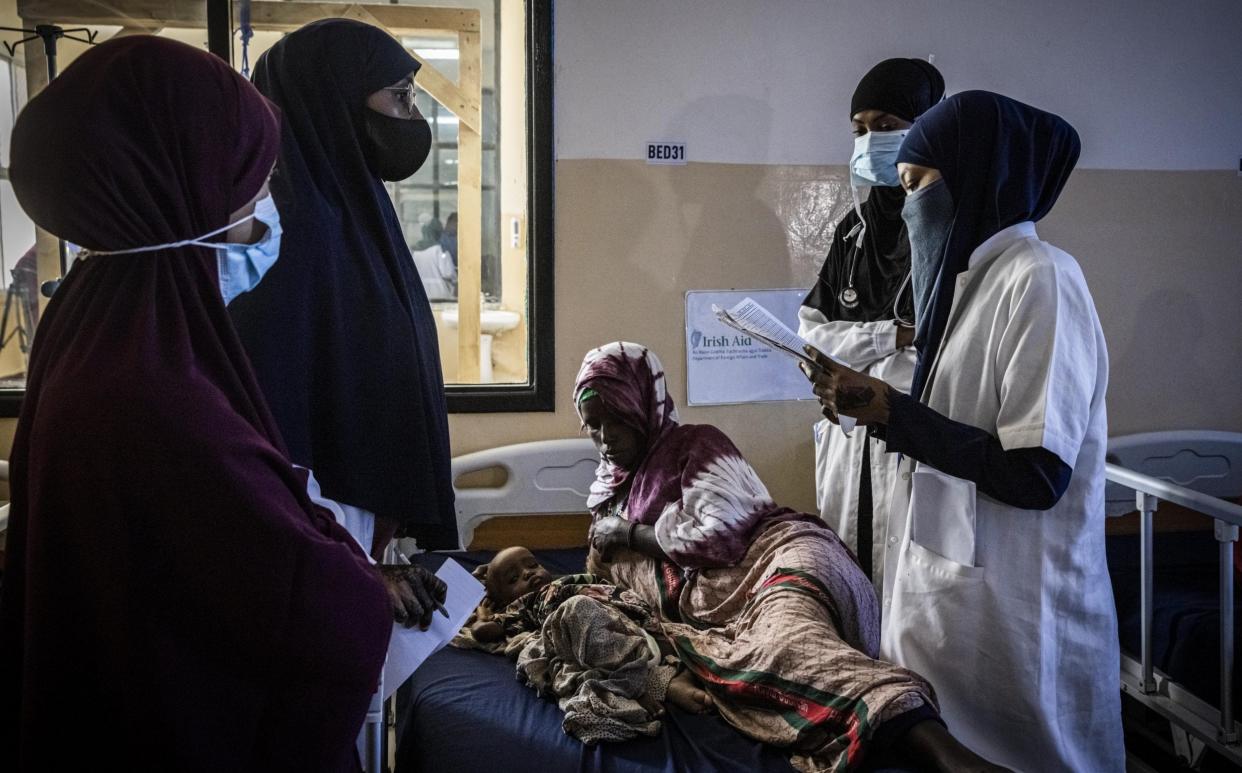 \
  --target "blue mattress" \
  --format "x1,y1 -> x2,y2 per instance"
395,644 -> 800,773
1108,530 -> 1242,707
395,549 -> 917,773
